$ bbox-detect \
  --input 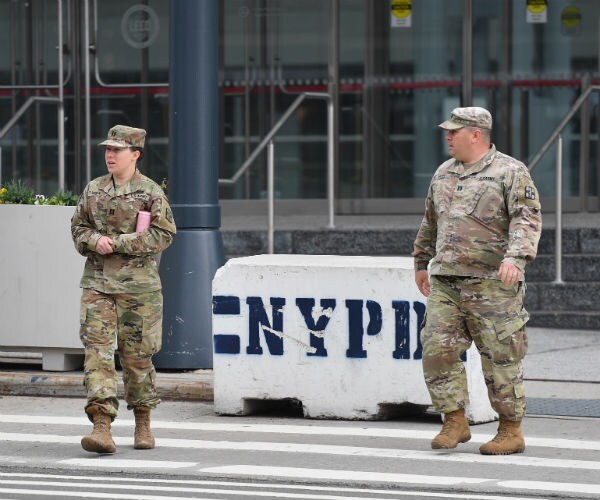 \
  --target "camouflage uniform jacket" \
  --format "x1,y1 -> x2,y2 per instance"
412,144 -> 542,278
71,170 -> 177,293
